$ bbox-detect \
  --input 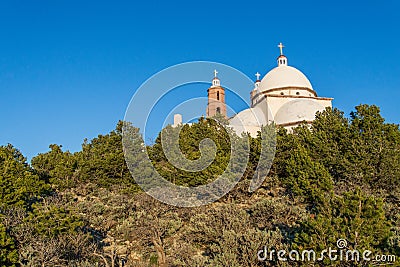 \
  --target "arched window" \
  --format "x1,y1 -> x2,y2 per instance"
217,91 -> 220,100
216,107 -> 221,114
